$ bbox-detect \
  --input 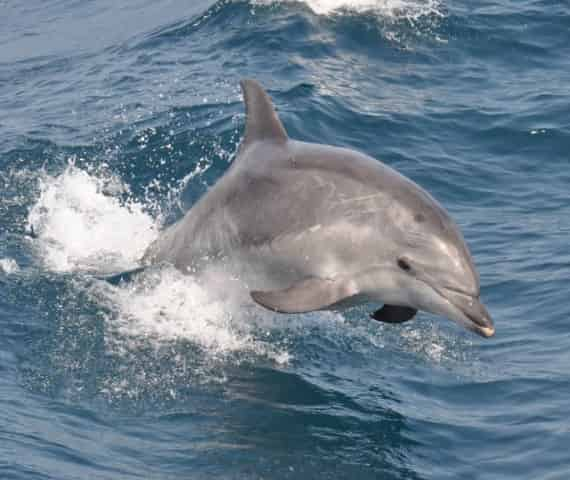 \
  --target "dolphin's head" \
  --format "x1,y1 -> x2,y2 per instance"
384,187 -> 494,338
